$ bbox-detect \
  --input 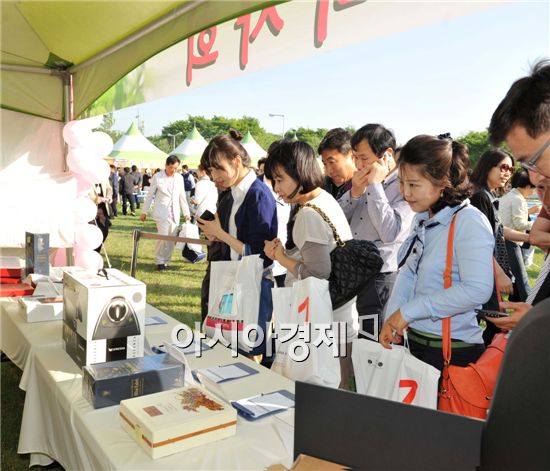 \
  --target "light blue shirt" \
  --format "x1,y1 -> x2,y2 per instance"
385,201 -> 495,344
339,170 -> 414,273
